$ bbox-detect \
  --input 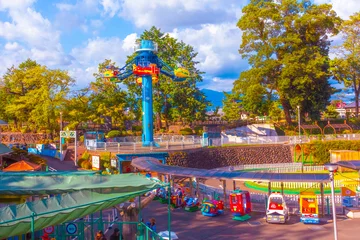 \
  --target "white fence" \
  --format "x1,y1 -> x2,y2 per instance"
85,133 -> 360,152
